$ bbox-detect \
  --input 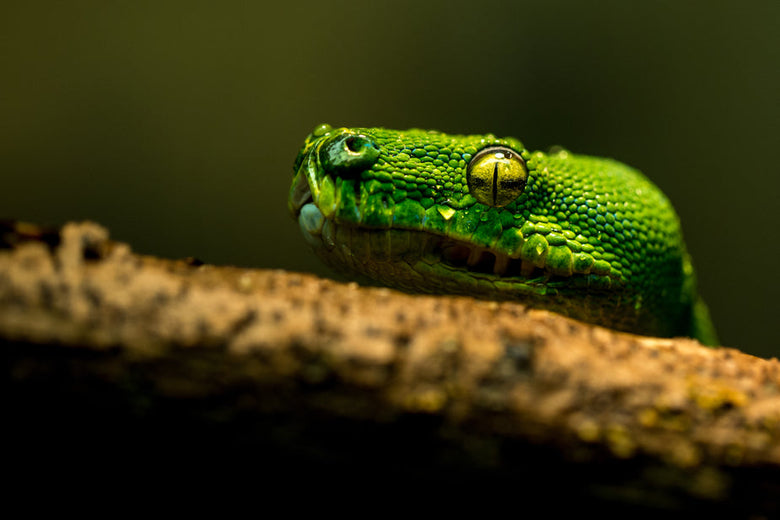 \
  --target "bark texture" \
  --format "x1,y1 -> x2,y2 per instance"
2,221 -> 779,514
